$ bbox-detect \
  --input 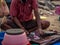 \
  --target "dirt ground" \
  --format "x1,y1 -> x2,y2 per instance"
0,1 -> 60,32
38,8 -> 60,31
